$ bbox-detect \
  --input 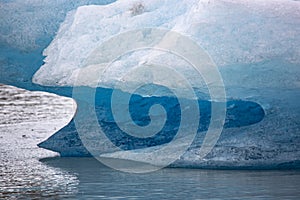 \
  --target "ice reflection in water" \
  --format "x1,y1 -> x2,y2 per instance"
42,157 -> 300,200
